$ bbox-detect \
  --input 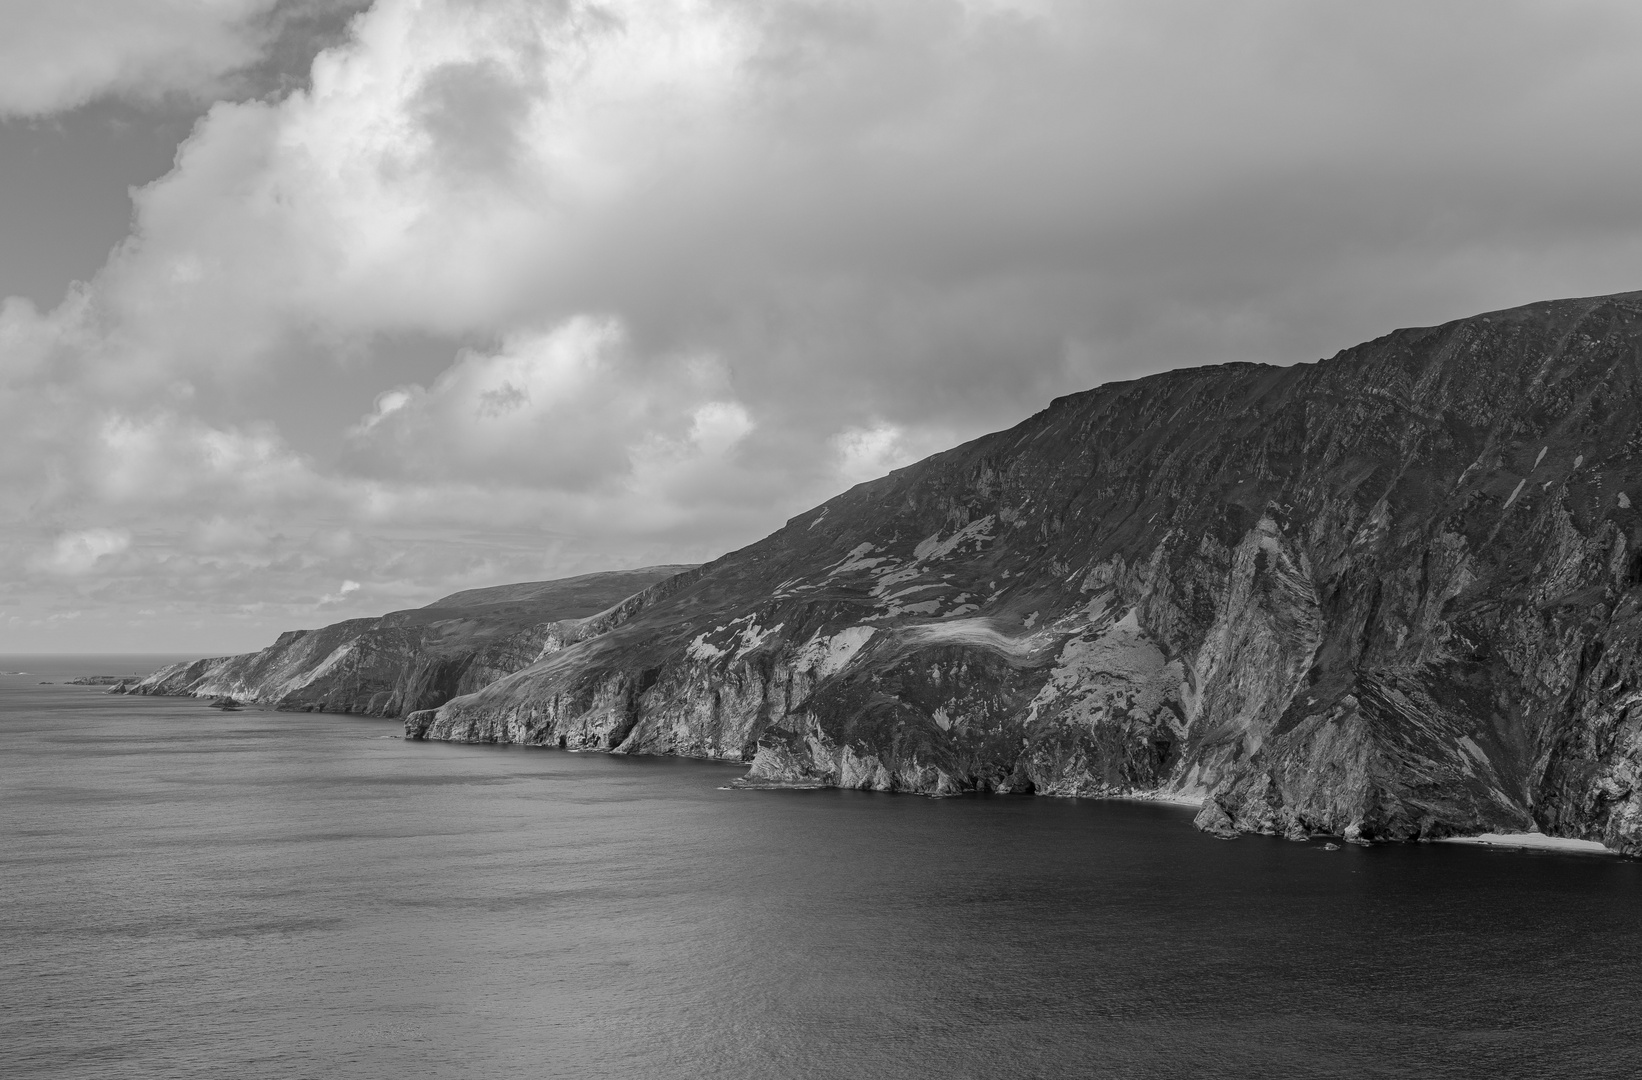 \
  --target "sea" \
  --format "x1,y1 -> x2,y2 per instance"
5,655 -> 1642,1080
